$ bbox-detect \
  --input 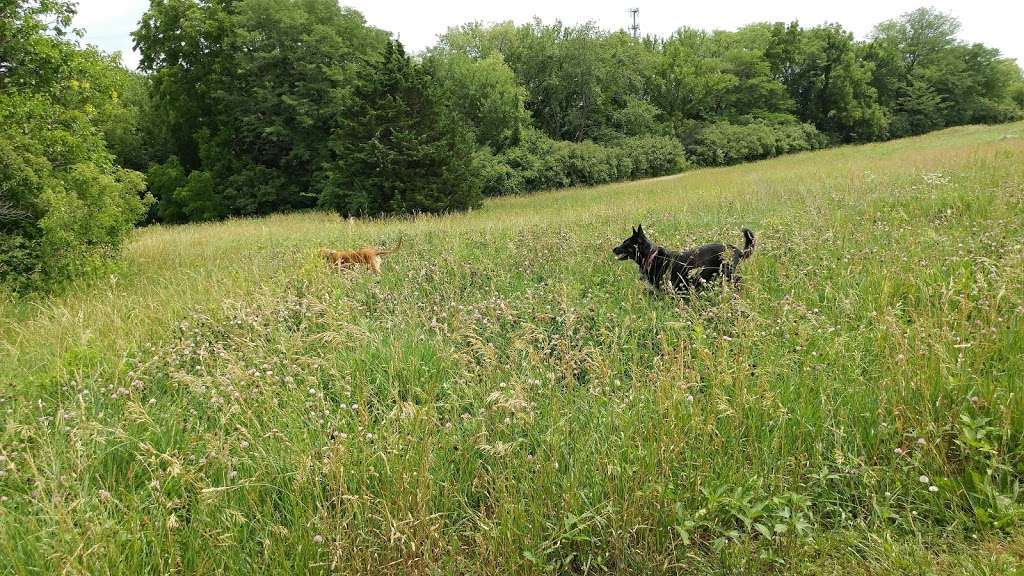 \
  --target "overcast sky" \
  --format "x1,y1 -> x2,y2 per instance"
74,0 -> 1024,70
